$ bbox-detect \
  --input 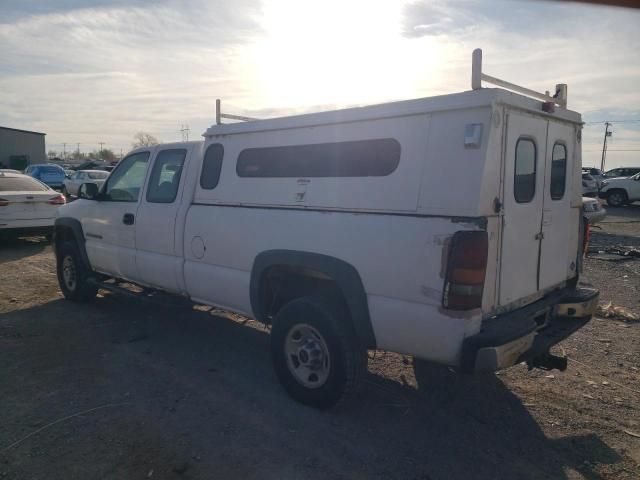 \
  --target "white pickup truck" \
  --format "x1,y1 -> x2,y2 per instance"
54,51 -> 598,408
